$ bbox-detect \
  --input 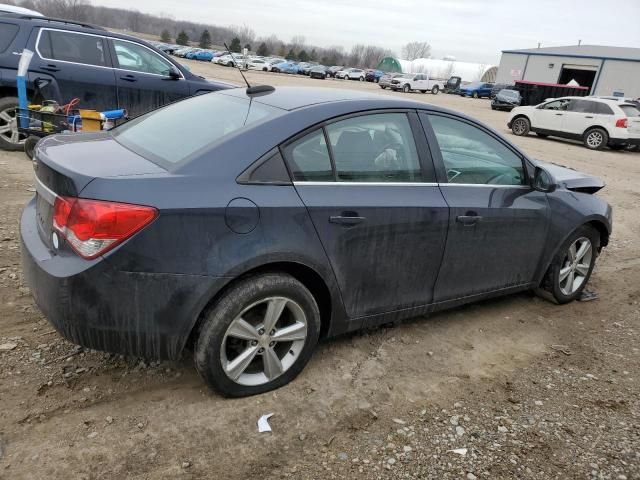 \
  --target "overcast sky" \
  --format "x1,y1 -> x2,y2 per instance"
97,0 -> 640,64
